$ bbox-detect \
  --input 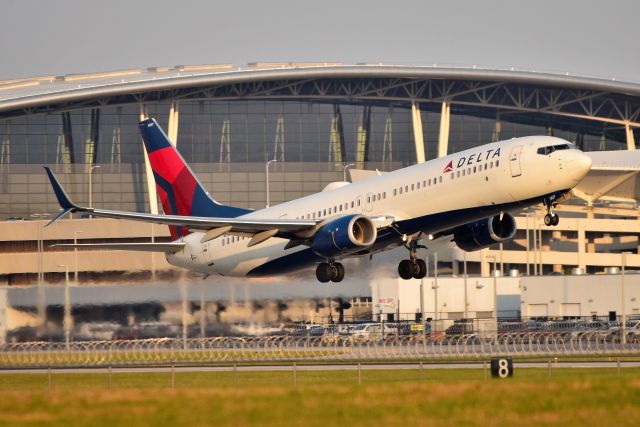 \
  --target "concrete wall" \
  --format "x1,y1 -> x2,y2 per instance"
371,276 -> 520,320
520,274 -> 640,318
372,274 -> 640,320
